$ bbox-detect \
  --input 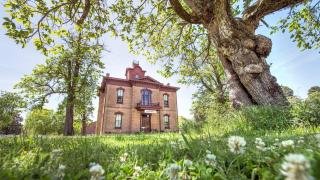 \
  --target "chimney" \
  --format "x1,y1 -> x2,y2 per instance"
167,83 -> 170,86
106,73 -> 110,77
